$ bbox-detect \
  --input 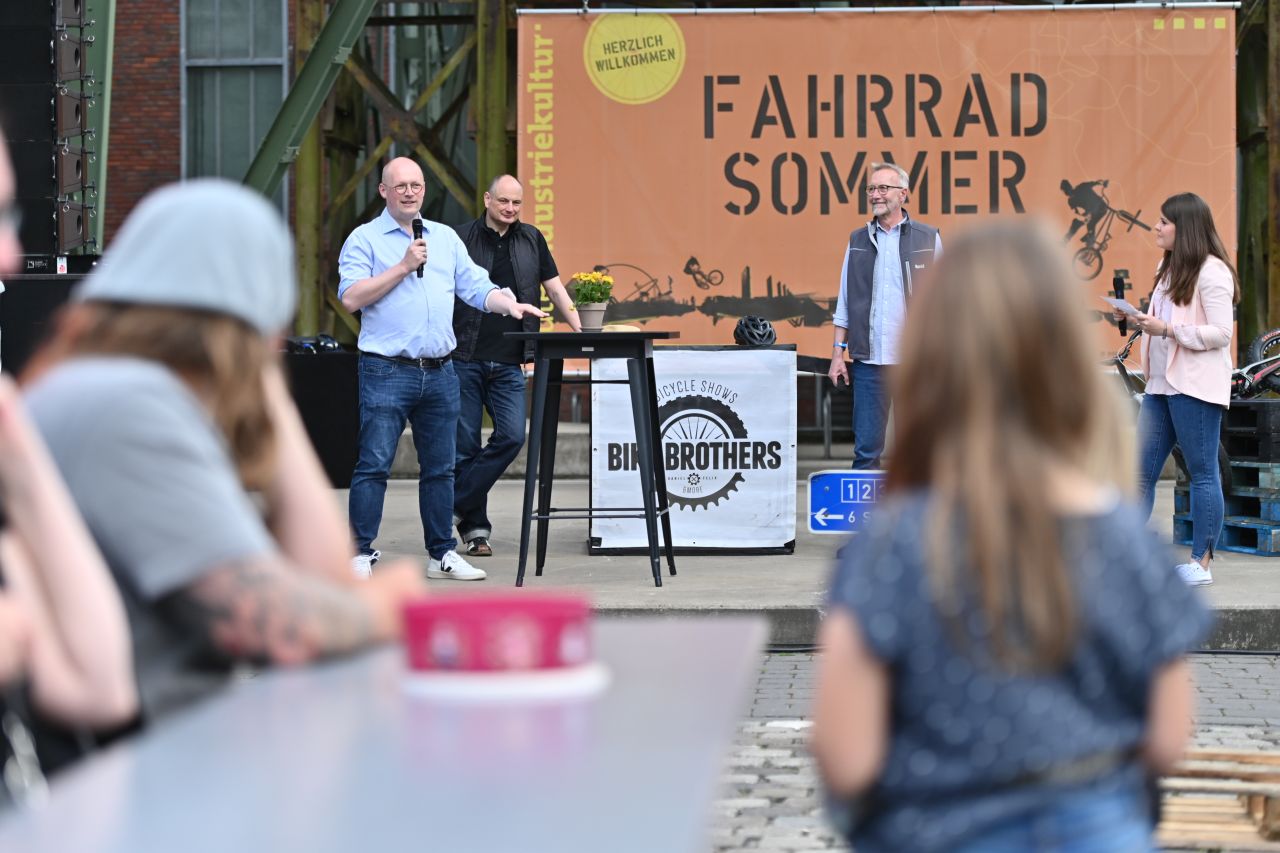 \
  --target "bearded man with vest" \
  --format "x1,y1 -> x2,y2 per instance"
828,162 -> 942,469
451,175 -> 581,557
